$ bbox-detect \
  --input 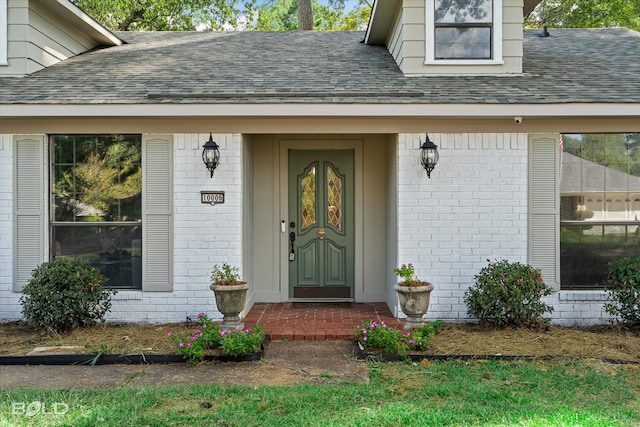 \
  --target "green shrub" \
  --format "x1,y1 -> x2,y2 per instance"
464,260 -> 554,328
20,258 -> 116,334
604,256 -> 640,329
